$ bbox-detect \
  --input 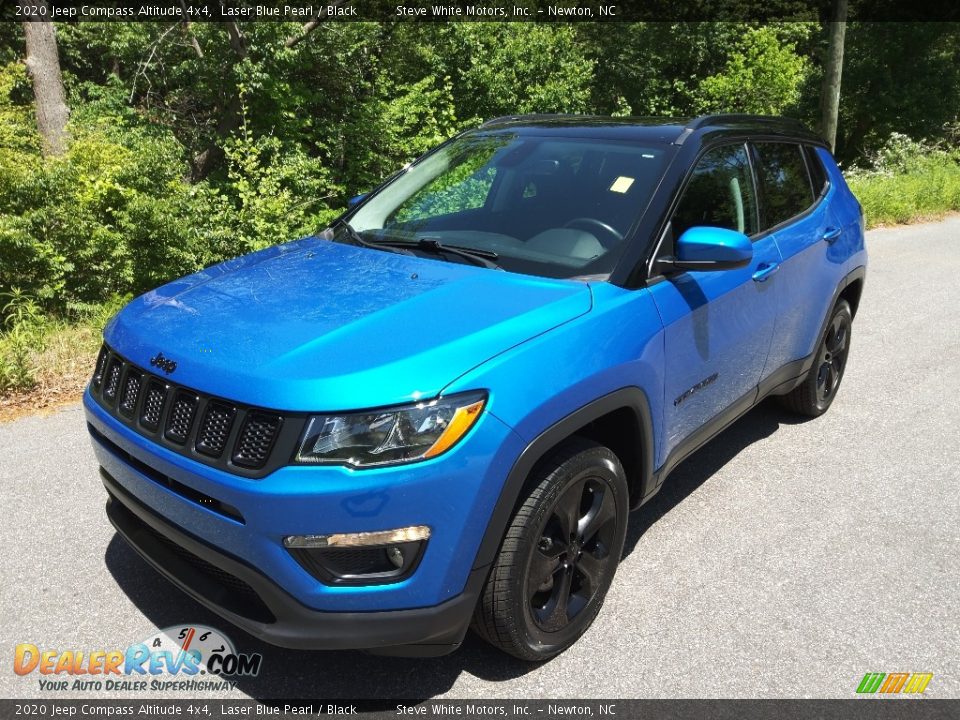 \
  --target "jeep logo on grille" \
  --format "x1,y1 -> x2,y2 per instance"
150,352 -> 177,375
